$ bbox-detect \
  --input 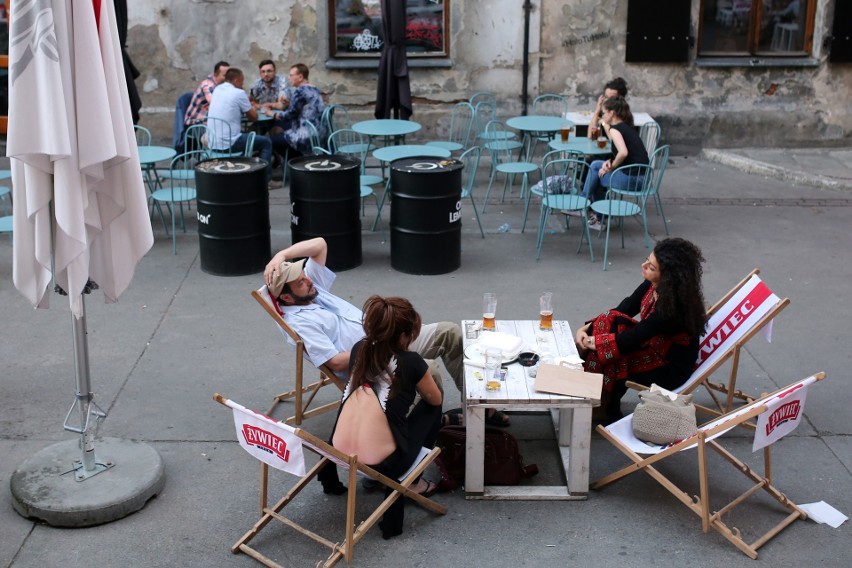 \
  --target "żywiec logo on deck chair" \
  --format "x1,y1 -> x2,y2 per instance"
592,372 -> 826,559
629,269 -> 789,421
252,285 -> 345,425
214,394 -> 447,568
